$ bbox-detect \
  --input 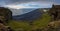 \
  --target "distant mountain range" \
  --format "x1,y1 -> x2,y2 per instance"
10,8 -> 37,16
12,8 -> 50,21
